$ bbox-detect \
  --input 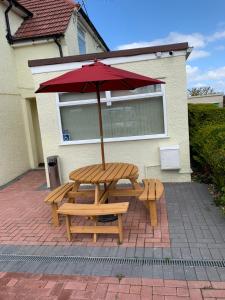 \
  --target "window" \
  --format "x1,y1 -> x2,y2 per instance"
77,26 -> 86,54
57,84 -> 167,144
